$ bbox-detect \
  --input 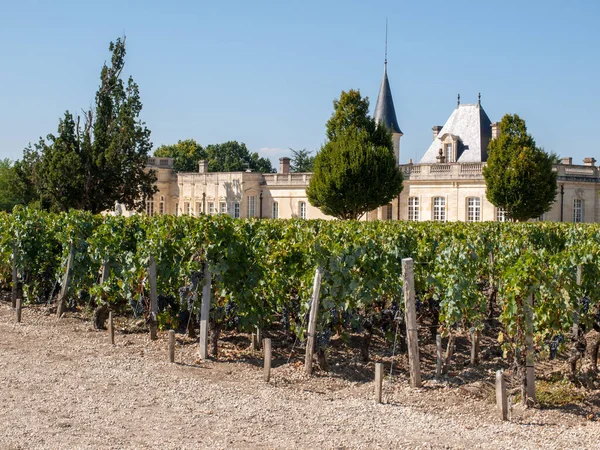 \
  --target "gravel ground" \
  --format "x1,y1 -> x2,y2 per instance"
1,302 -> 599,449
